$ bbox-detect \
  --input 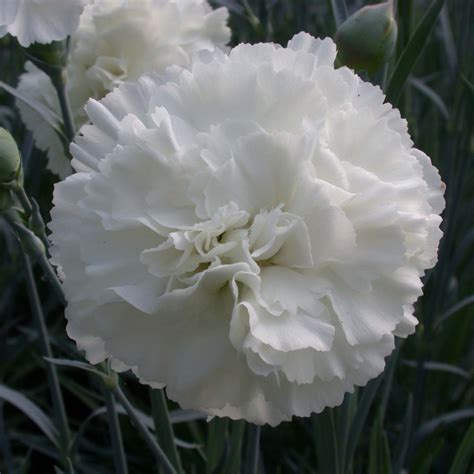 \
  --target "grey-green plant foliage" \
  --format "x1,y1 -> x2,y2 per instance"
0,0 -> 473,472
